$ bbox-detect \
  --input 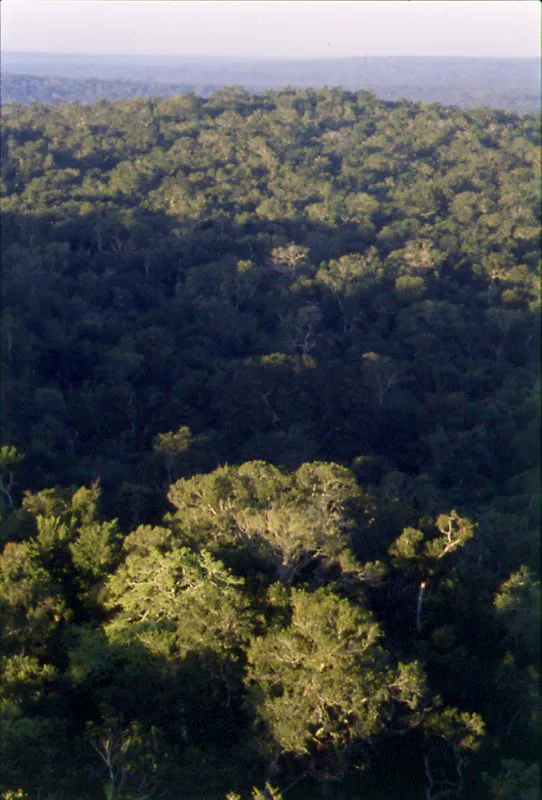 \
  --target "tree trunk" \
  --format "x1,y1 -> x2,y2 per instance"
416,580 -> 427,632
